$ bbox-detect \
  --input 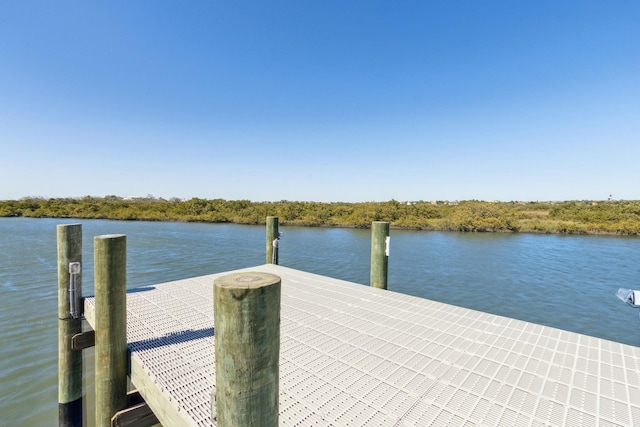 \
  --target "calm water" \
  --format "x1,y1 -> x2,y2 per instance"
1,217 -> 639,426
